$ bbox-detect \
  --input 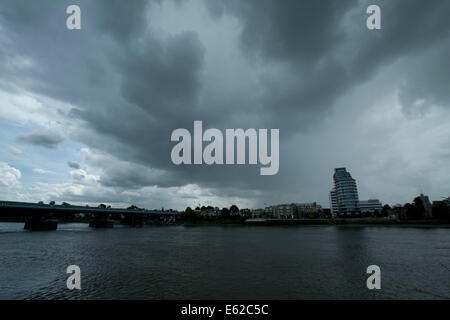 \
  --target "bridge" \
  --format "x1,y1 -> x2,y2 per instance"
0,200 -> 181,230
